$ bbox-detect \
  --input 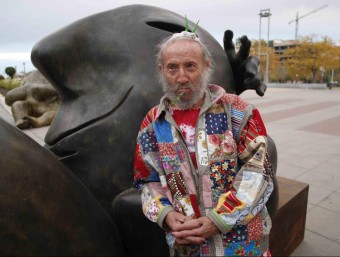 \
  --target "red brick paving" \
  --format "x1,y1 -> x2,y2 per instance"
260,101 -> 340,123
298,115 -> 340,135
